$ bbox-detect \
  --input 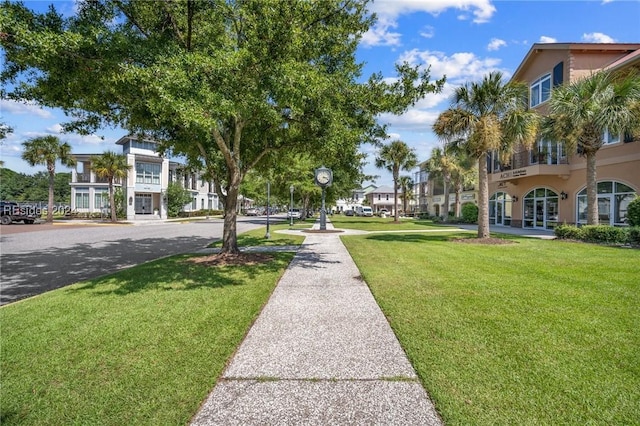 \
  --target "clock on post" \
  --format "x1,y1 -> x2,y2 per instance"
315,166 -> 333,187
315,166 -> 332,230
